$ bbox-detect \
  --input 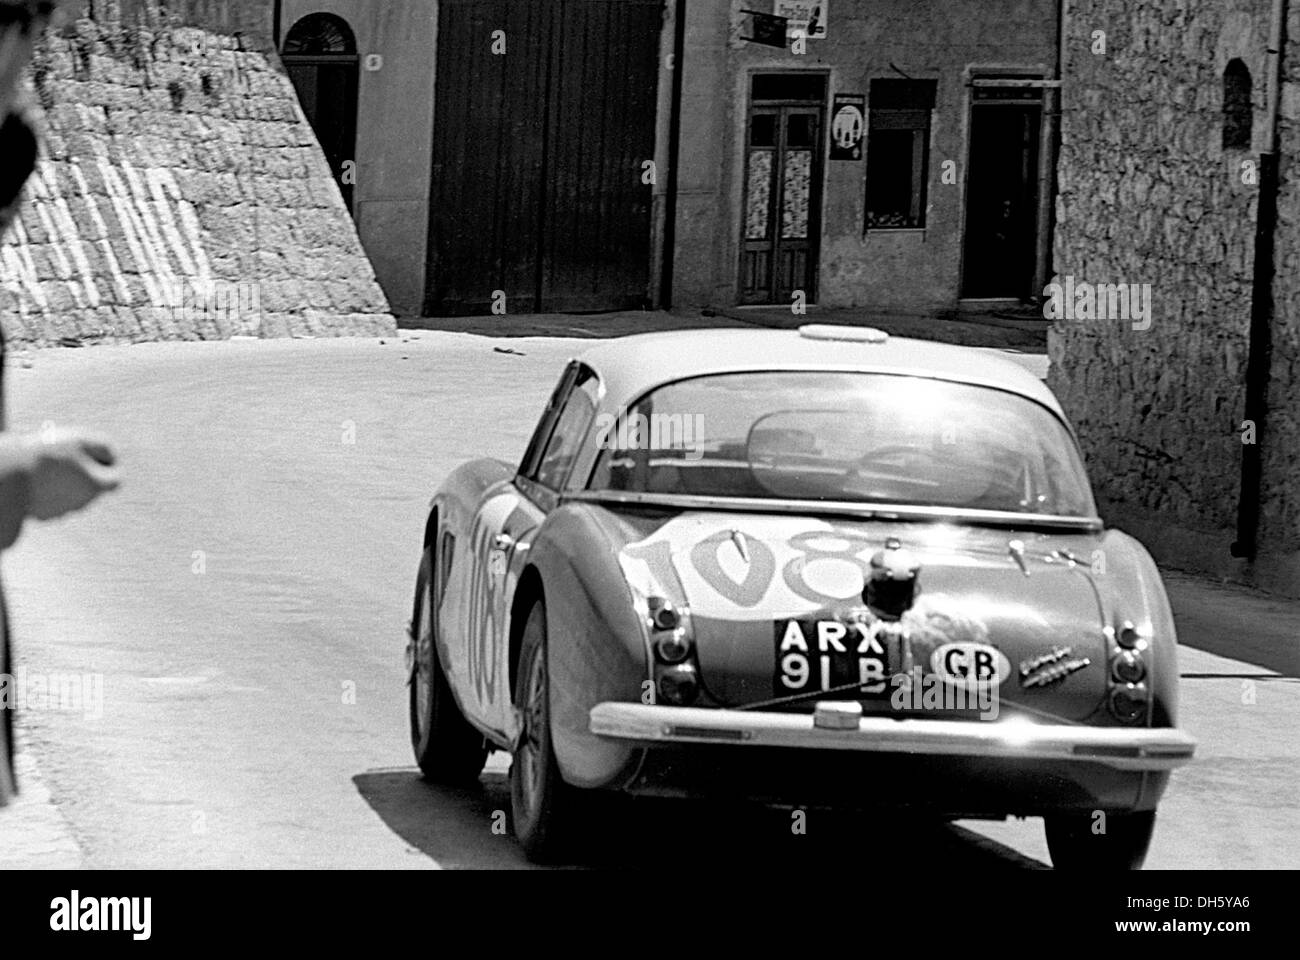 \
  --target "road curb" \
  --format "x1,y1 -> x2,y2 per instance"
0,729 -> 84,869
